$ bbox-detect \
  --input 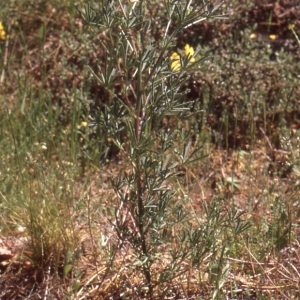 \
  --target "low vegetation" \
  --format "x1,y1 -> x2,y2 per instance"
0,0 -> 299,299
